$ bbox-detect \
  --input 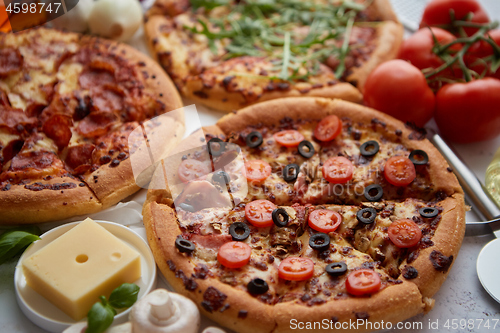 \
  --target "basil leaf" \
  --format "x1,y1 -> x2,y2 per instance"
108,283 -> 140,309
86,296 -> 116,333
0,230 -> 41,265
